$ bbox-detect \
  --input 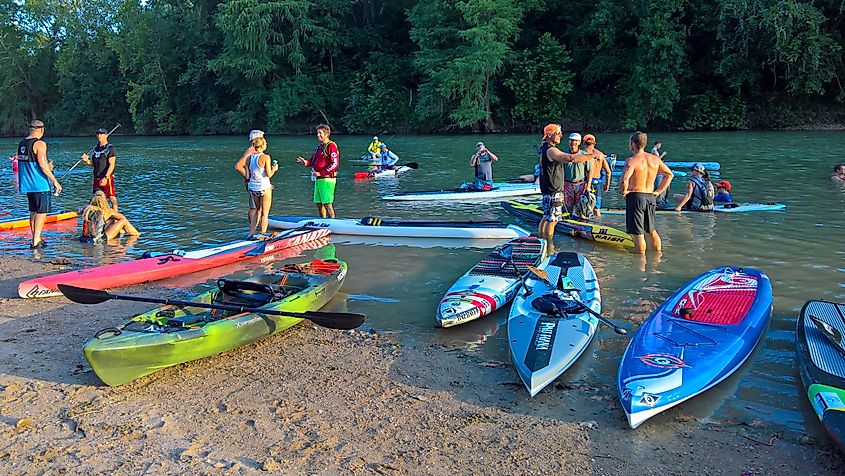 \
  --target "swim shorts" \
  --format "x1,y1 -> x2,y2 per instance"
563,181 -> 586,213
93,175 -> 116,198
26,191 -> 51,214
541,193 -> 563,222
314,177 -> 336,204
625,192 -> 656,235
